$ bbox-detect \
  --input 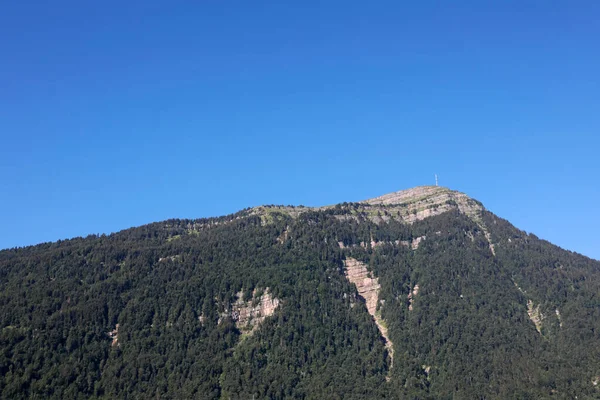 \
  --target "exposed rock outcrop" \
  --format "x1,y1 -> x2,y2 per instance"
400,236 -> 426,250
343,257 -> 393,378
230,289 -> 280,333
344,258 -> 381,315
527,300 -> 544,334
107,324 -> 119,347
276,226 -> 290,244
408,284 -> 420,311
174,186 -> 497,258
364,186 -> 496,255
338,236 -> 426,250
514,283 -> 545,334
158,255 -> 180,263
